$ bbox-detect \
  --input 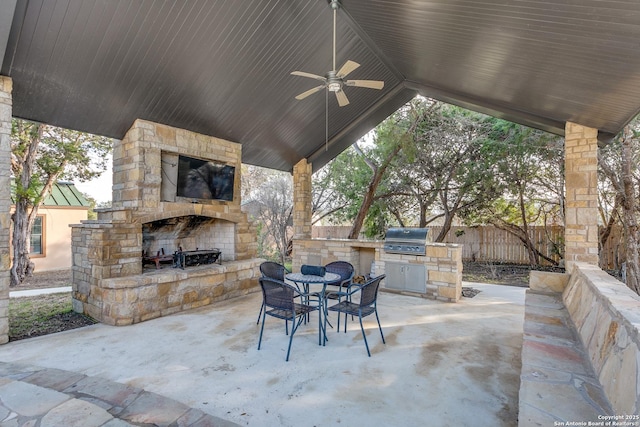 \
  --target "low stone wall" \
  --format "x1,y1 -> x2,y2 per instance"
74,258 -> 262,326
563,262 -> 640,415
292,238 -> 462,302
